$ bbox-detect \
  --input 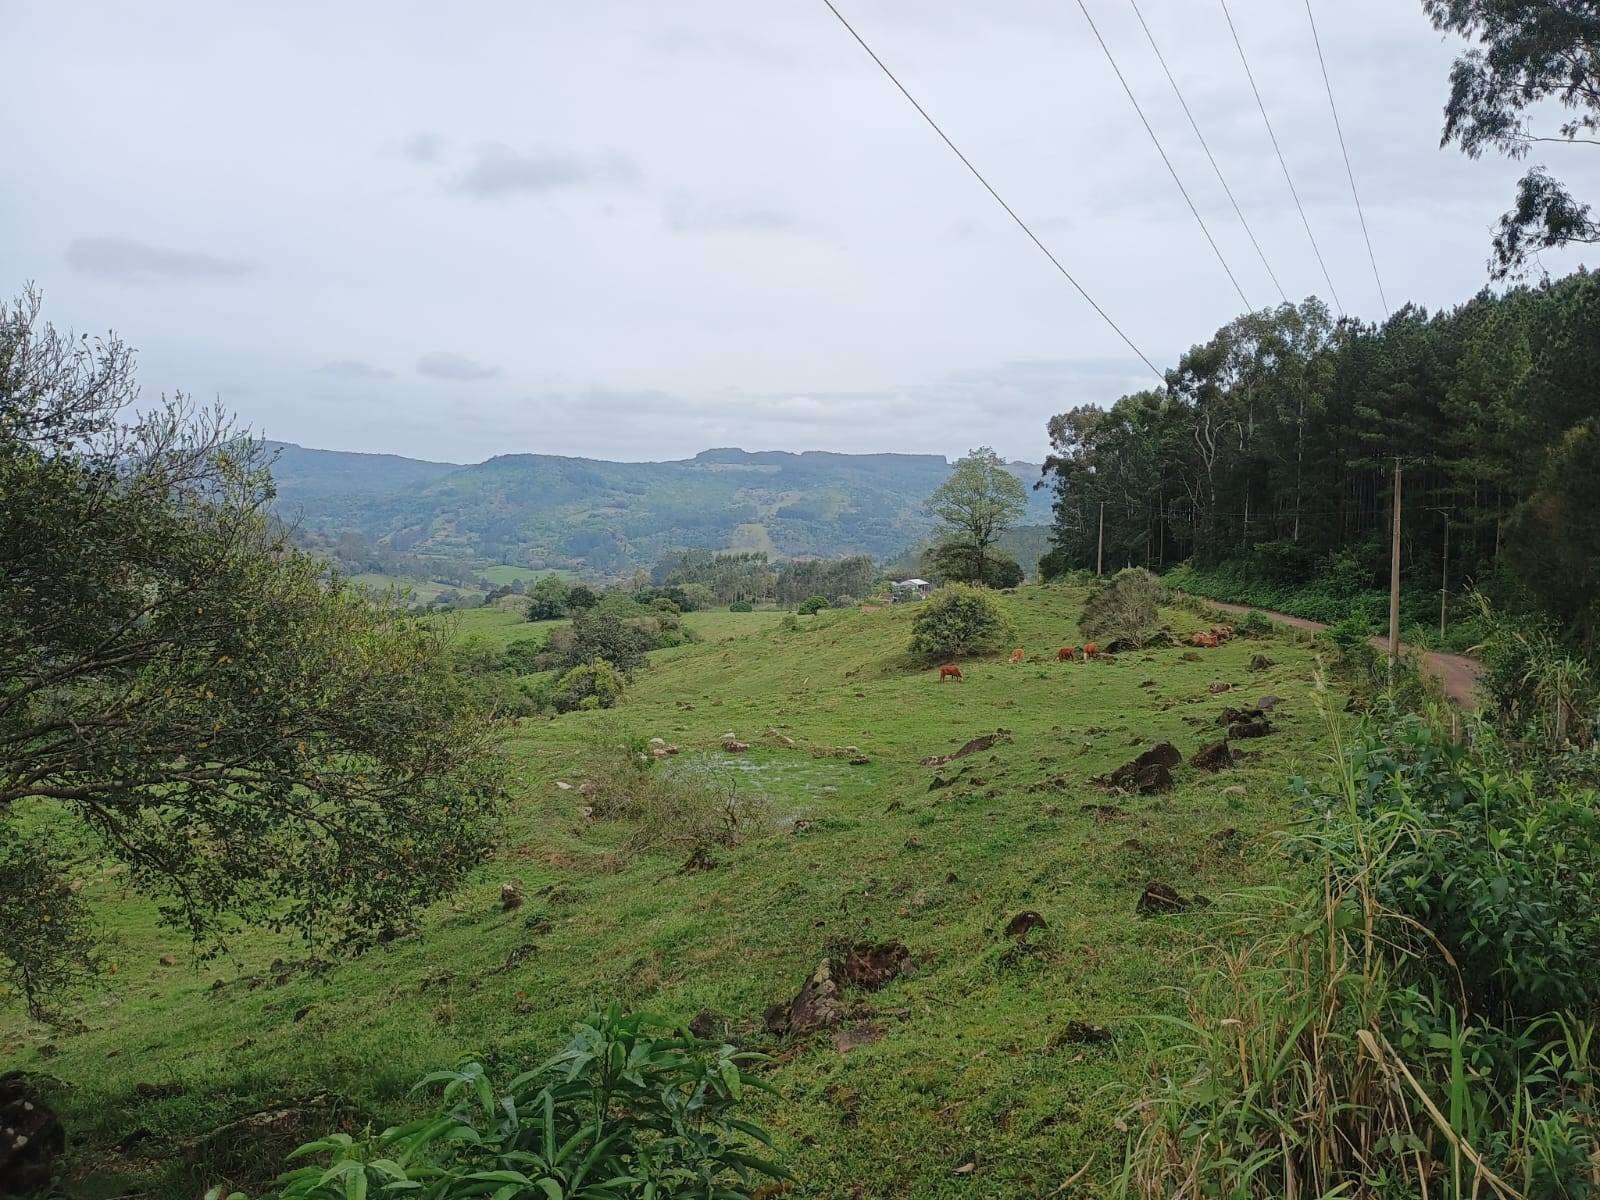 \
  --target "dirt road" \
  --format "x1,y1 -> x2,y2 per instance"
1205,600 -> 1484,707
